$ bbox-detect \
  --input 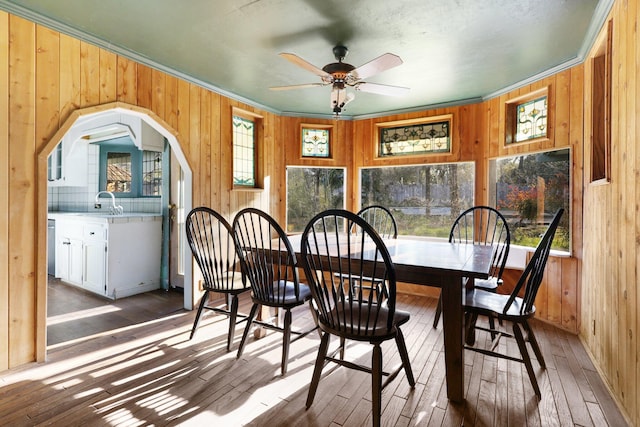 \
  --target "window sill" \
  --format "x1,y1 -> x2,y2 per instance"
506,244 -> 571,270
232,187 -> 263,193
